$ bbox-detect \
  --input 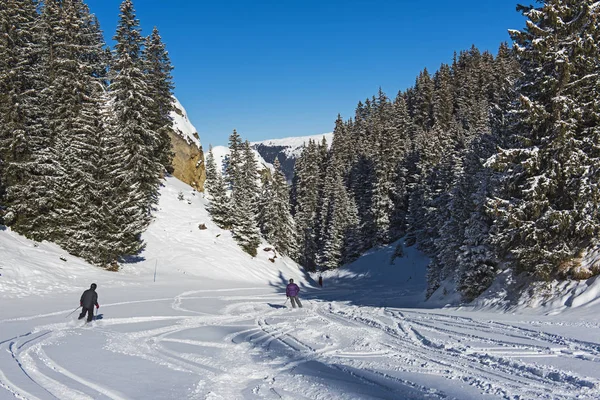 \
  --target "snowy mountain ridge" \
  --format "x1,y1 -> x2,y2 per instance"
251,132 -> 333,182
251,132 -> 333,158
